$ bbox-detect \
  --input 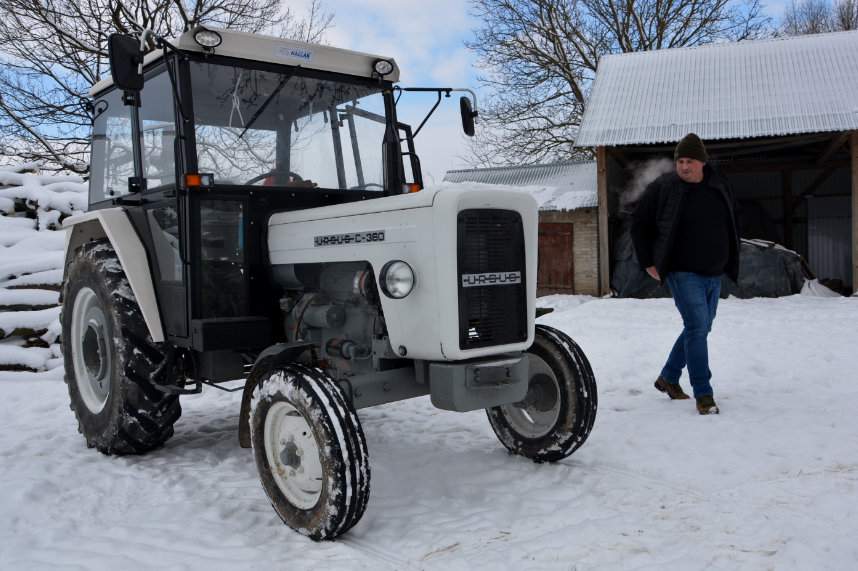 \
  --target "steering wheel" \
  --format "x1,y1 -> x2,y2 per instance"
349,183 -> 385,190
244,170 -> 304,185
